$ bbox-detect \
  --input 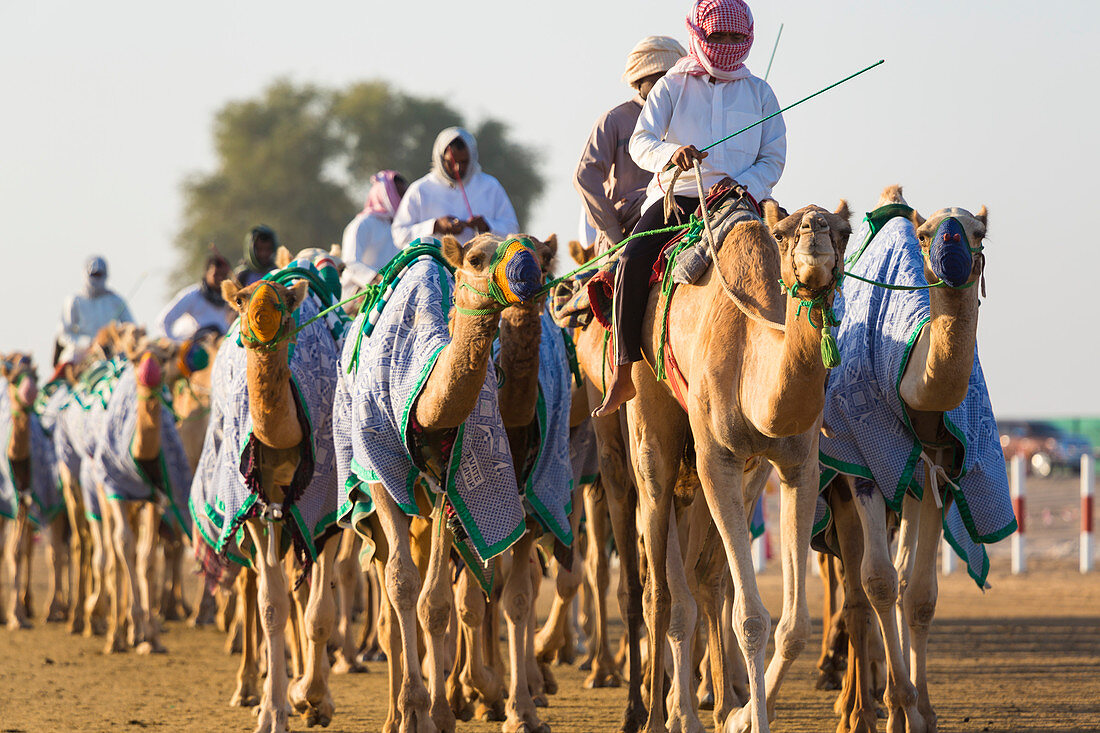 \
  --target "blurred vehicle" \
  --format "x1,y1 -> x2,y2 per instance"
999,420 -> 1093,477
